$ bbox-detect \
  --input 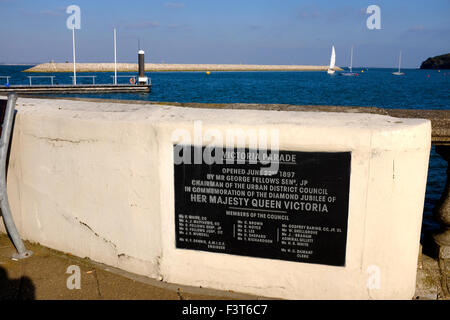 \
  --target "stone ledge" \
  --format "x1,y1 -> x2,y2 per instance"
3,95 -> 447,144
